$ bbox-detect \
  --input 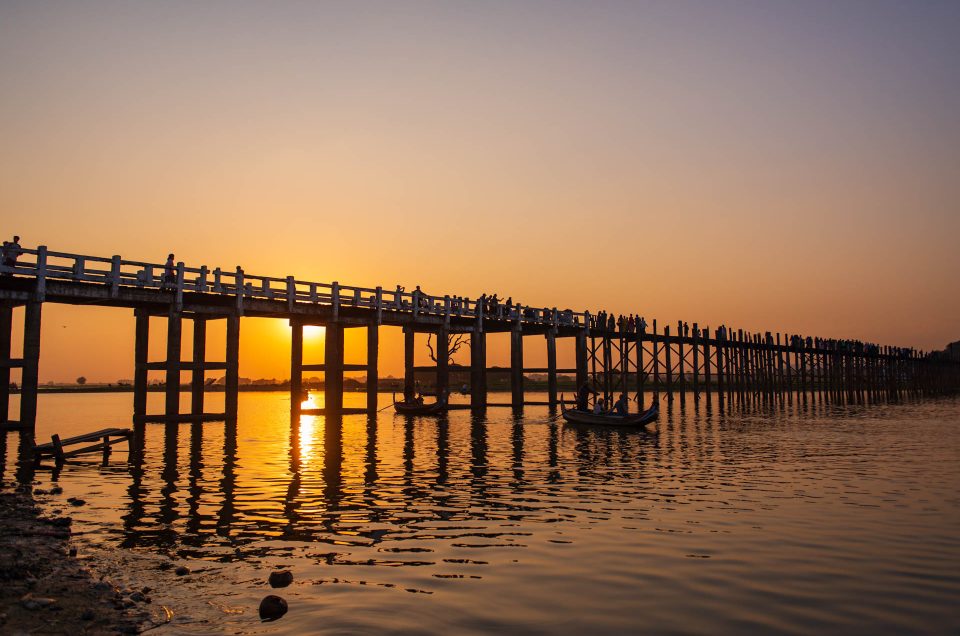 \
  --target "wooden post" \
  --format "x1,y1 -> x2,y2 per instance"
510,326 -> 524,408
367,322 -> 379,414
652,320 -> 660,393
225,313 -> 240,420
702,327 -> 711,396
546,329 -> 558,407
799,343 -> 807,397
51,434 -> 64,464
575,330 -> 588,390
714,329 -> 724,395
290,320 -> 303,415
133,309 -> 149,421
20,301 -> 42,433
736,330 -> 745,397
437,327 -> 449,398
165,310 -> 182,418
0,303 -> 12,425
677,321 -> 686,401
785,335 -> 793,395
590,334 -> 598,390
404,326 -> 415,397
692,323 -> 700,398
470,329 -> 487,409
776,333 -> 785,395
602,335 -> 612,402
664,325 -> 673,399
636,328 -> 645,408
191,317 -> 206,415
324,322 -> 344,414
